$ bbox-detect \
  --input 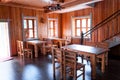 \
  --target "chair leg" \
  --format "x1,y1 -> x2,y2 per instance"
60,63 -> 63,80
105,52 -> 108,66
29,51 -> 33,59
53,61 -> 56,79
74,69 -> 77,80
83,66 -> 85,80
81,55 -> 84,63
31,53 -> 33,59
63,66 -> 66,80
